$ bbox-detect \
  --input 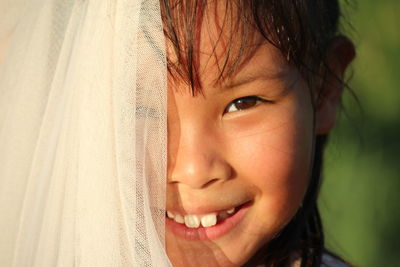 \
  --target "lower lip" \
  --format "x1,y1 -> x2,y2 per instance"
166,202 -> 251,241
